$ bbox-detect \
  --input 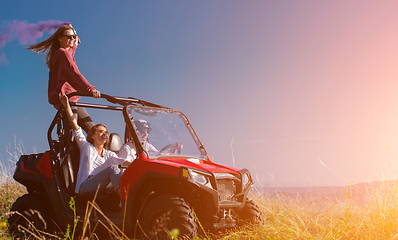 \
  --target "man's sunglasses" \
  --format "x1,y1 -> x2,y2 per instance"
138,128 -> 150,134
